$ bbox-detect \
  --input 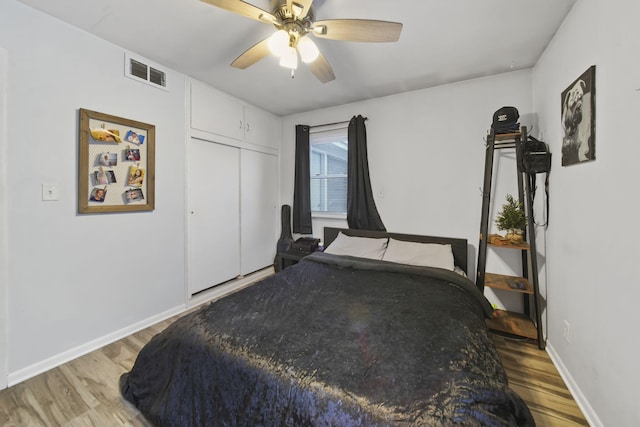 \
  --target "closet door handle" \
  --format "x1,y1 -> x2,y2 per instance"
239,120 -> 243,130
246,122 -> 250,133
